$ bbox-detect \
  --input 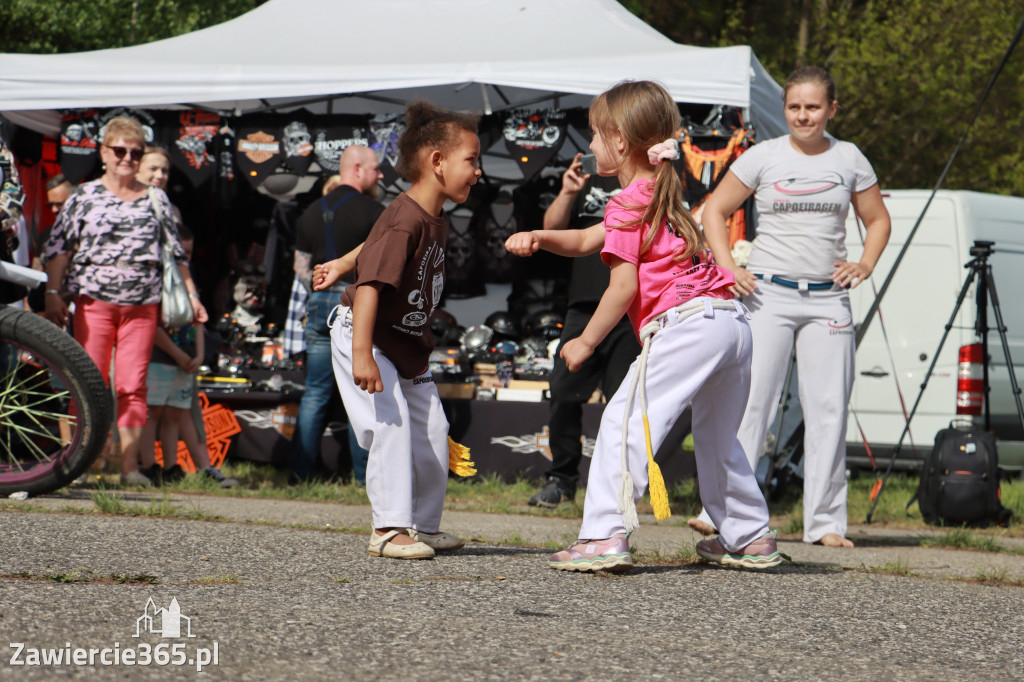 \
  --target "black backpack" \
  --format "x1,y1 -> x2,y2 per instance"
912,427 -> 1010,526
